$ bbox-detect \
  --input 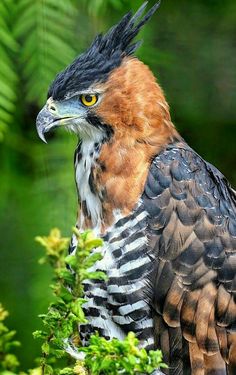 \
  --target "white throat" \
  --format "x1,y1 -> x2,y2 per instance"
74,135 -> 103,234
